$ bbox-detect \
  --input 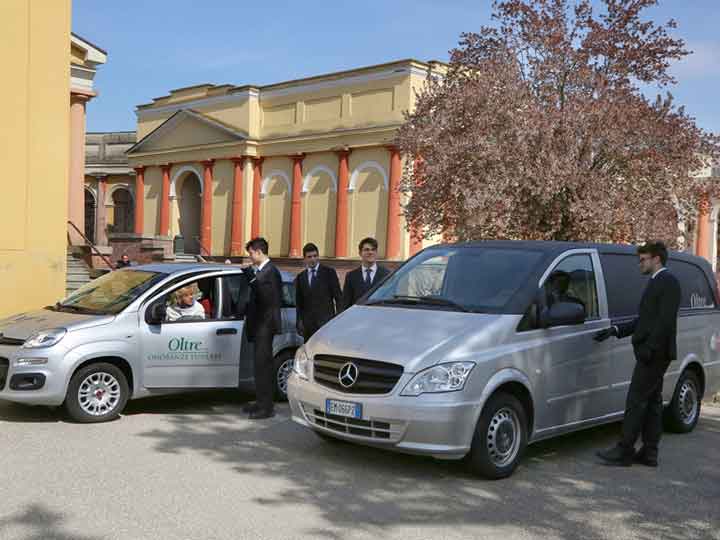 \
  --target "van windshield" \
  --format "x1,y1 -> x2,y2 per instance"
365,247 -> 544,314
56,269 -> 167,315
